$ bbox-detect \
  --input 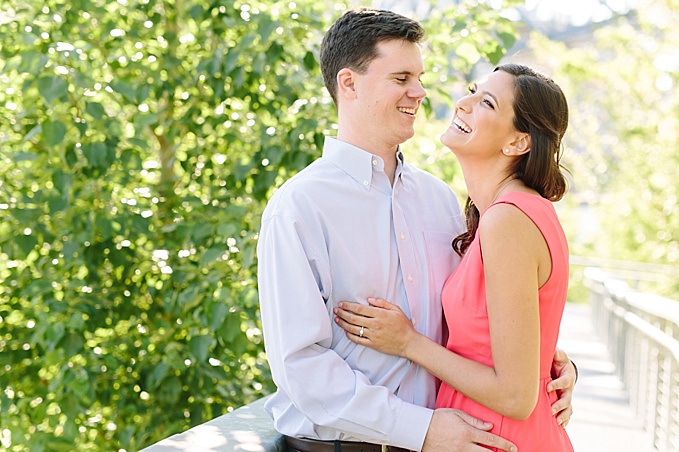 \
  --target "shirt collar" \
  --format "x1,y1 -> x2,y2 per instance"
322,137 -> 406,189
